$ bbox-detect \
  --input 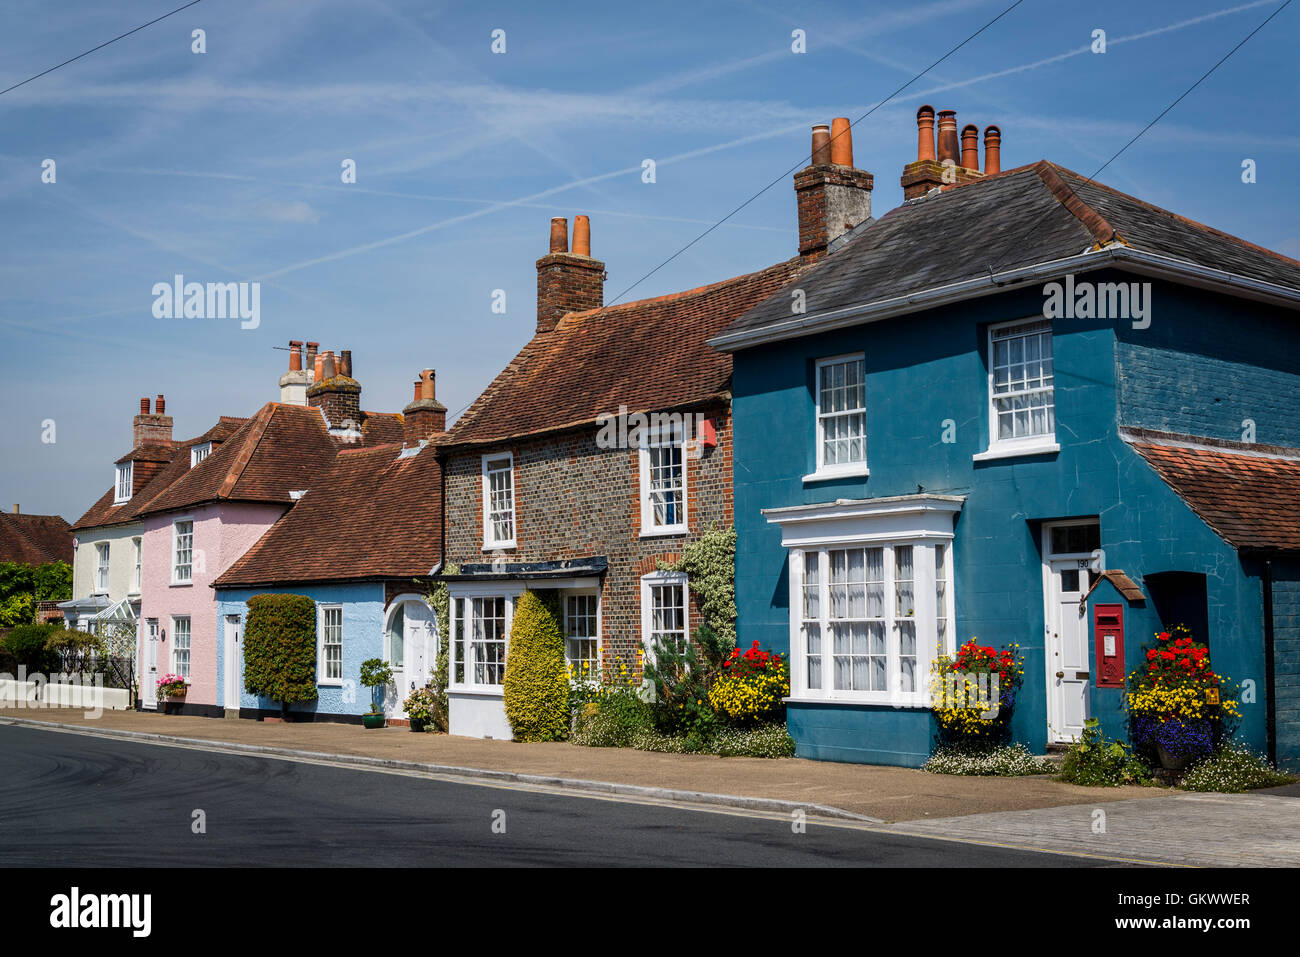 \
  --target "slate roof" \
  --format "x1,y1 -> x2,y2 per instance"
214,444 -> 443,587
0,511 -> 73,564
1126,430 -> 1300,552
440,259 -> 807,447
717,160 -> 1300,346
